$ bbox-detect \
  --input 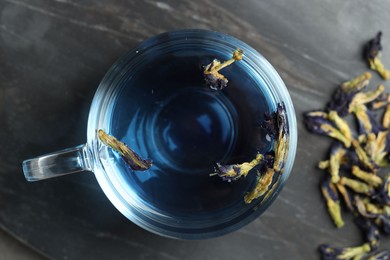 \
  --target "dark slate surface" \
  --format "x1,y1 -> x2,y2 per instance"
0,0 -> 389,259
